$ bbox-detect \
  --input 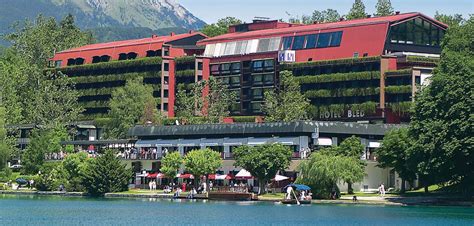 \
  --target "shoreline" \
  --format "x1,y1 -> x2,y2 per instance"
1,190 -> 472,207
